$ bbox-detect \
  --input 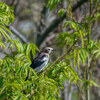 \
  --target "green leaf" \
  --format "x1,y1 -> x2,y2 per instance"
96,52 -> 100,58
90,80 -> 99,87
79,49 -> 88,63
0,28 -> 11,40
63,21 -> 79,31
0,41 -> 6,49
0,25 -> 12,35
46,0 -> 61,10
57,9 -> 65,16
